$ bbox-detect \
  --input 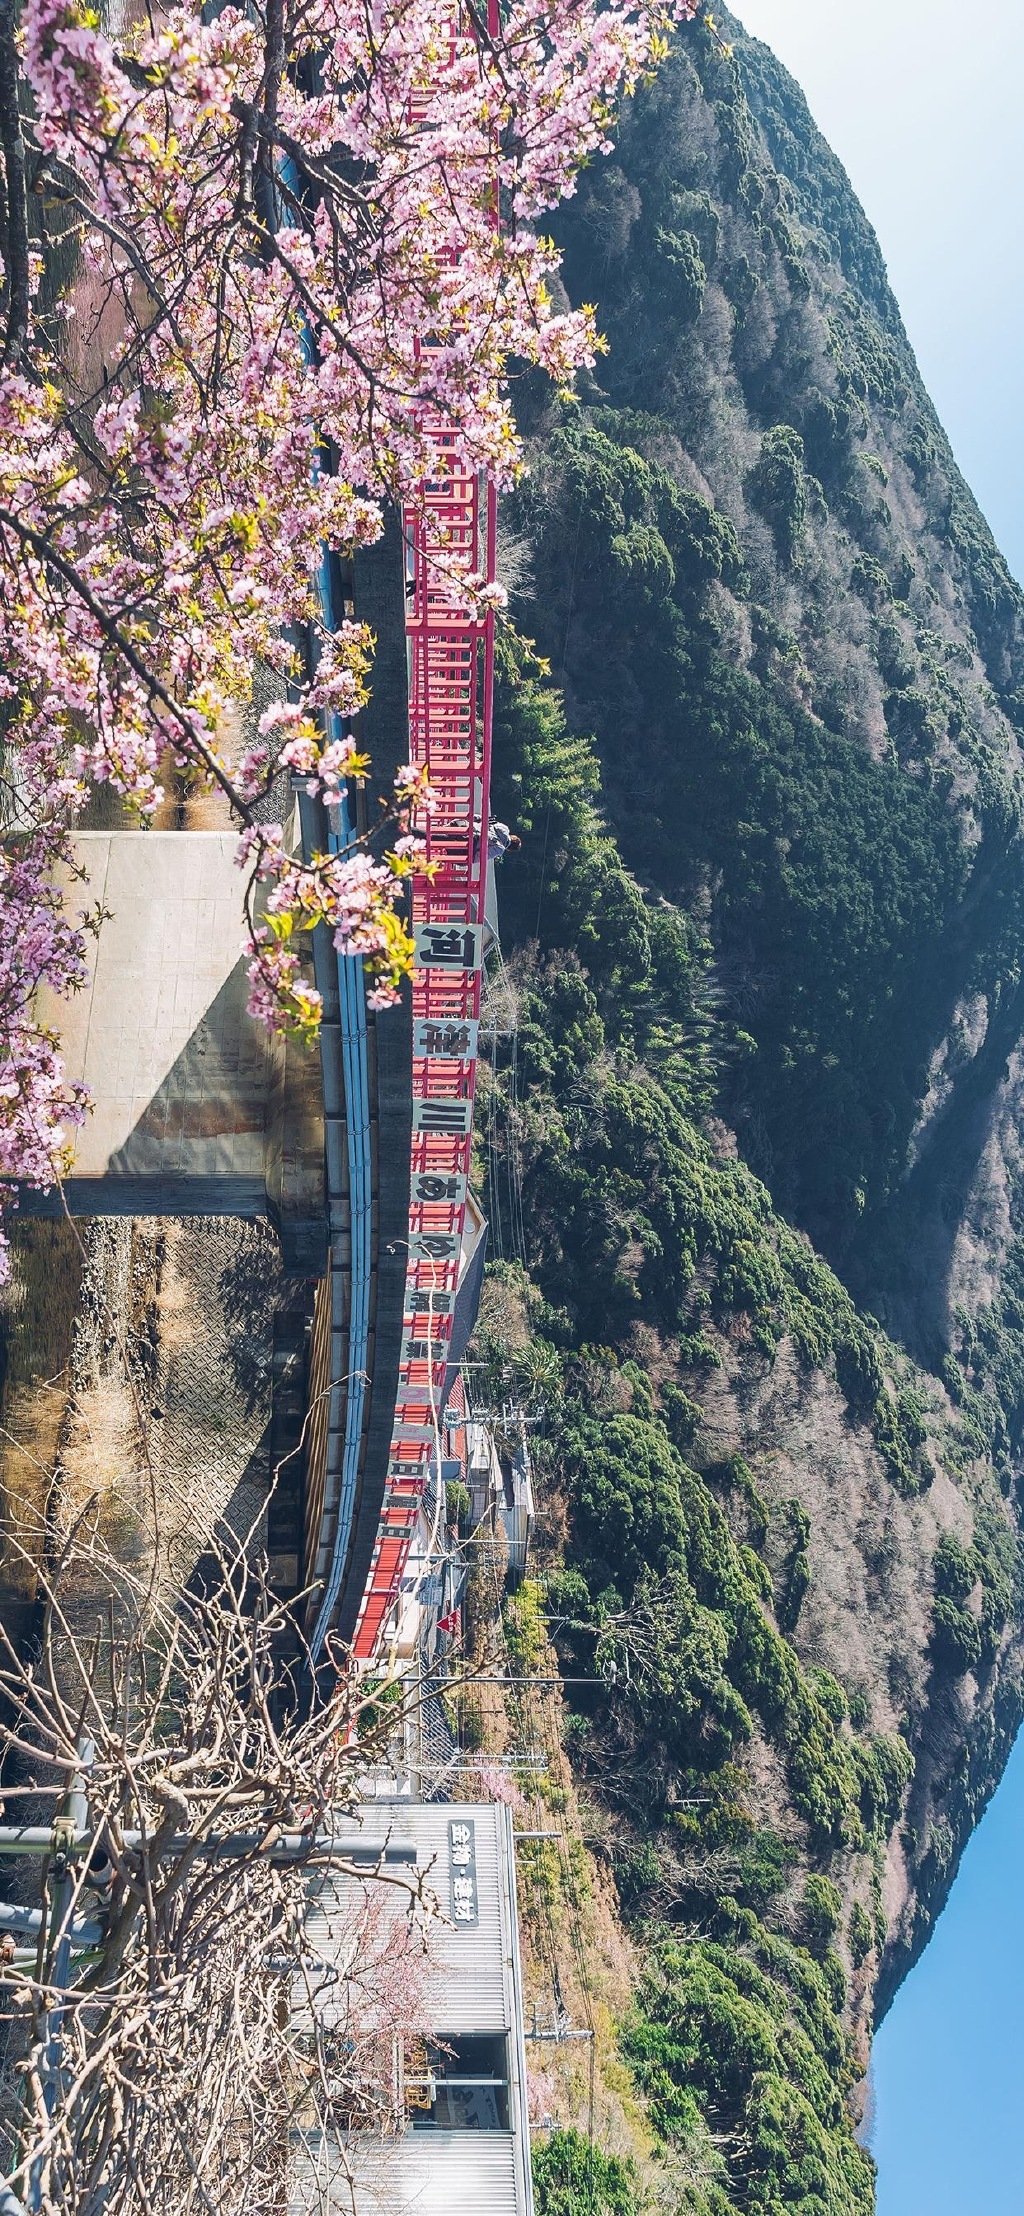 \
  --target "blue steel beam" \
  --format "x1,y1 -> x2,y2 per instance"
302,552 -> 374,1661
